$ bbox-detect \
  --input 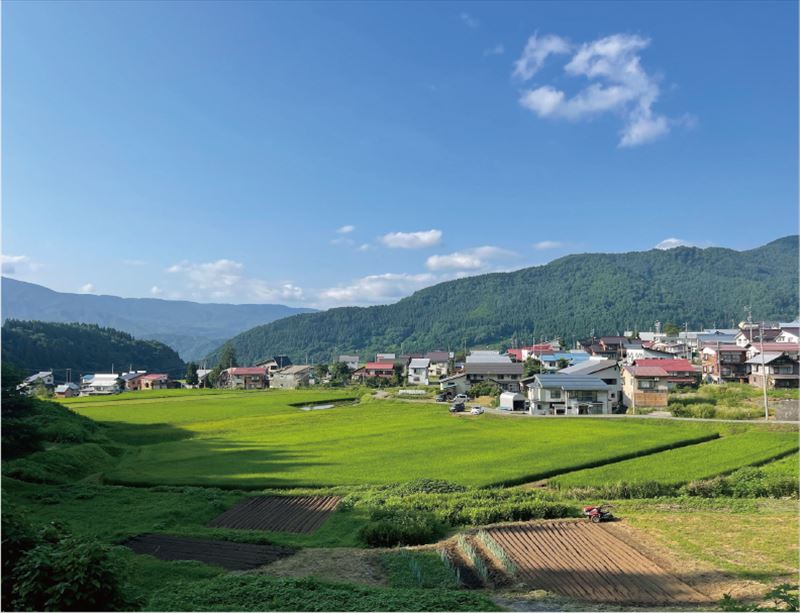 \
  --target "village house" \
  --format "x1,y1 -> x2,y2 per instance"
734,326 -> 781,347
338,355 -> 360,370
17,371 -> 55,394
775,327 -> 800,343
196,368 -> 213,388
559,358 -> 621,407
54,382 -> 80,398
407,358 -> 430,385
701,345 -> 749,383
81,373 -> 121,396
425,351 -> 451,380
526,374 -> 611,415
746,343 -> 800,359
621,359 -> 697,408
466,350 -> 511,364
375,353 -> 396,362
218,366 -> 268,390
257,356 -> 292,378
139,373 -> 169,390
537,350 -> 590,372
439,361 -> 524,395
270,365 -> 312,389
746,352 -> 800,389
121,371 -> 147,391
